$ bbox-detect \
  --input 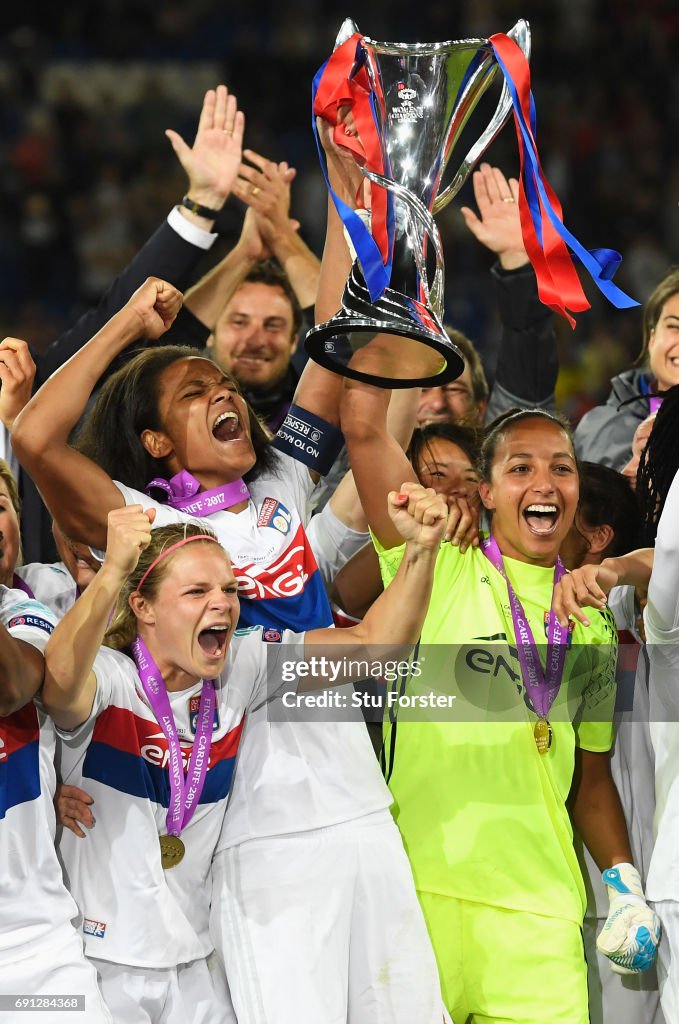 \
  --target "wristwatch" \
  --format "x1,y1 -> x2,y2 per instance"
181,195 -> 221,219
